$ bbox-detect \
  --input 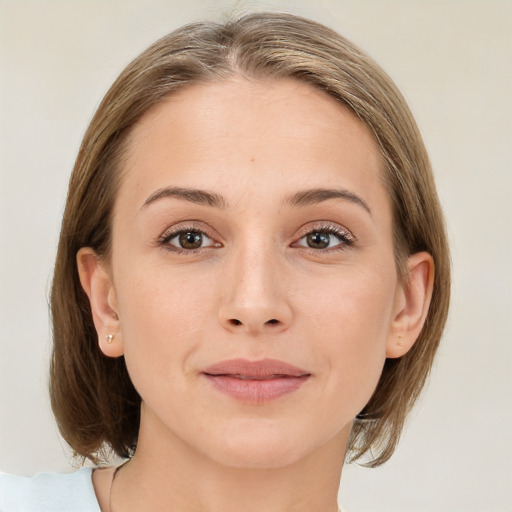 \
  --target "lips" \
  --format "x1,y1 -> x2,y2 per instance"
202,358 -> 310,403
